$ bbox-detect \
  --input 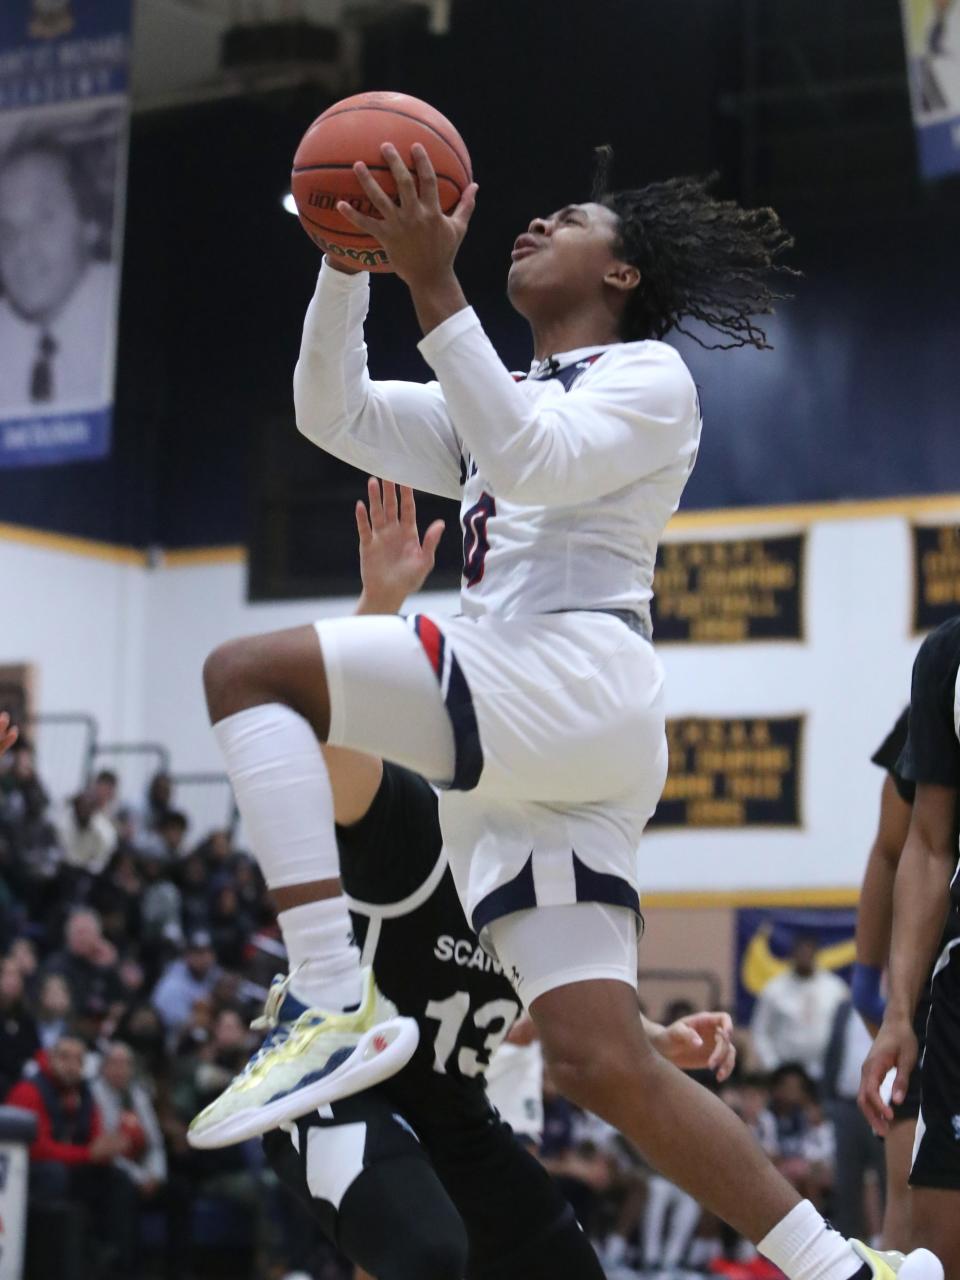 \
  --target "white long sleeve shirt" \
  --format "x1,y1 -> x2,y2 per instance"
750,969 -> 850,1080
294,263 -> 702,621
